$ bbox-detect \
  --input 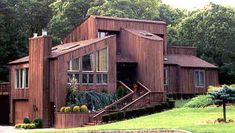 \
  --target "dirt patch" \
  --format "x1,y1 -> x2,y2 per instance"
205,118 -> 235,124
